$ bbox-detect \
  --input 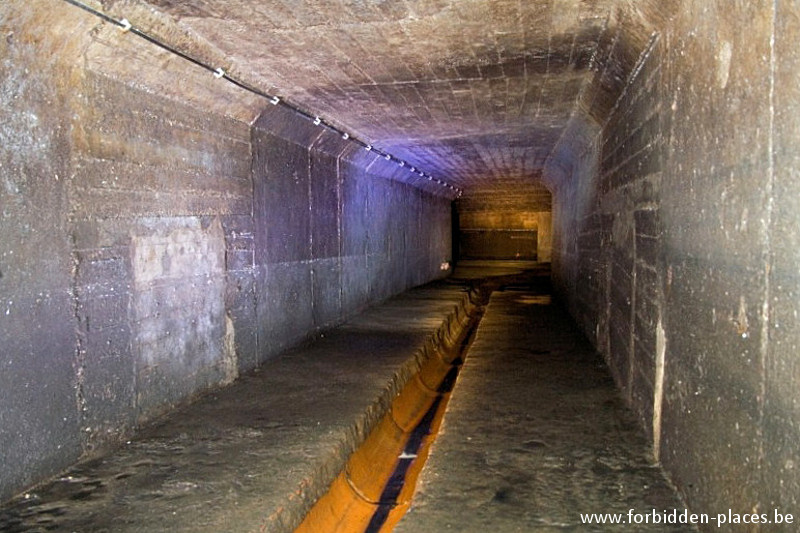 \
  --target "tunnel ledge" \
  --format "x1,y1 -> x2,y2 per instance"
0,280 -> 483,532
